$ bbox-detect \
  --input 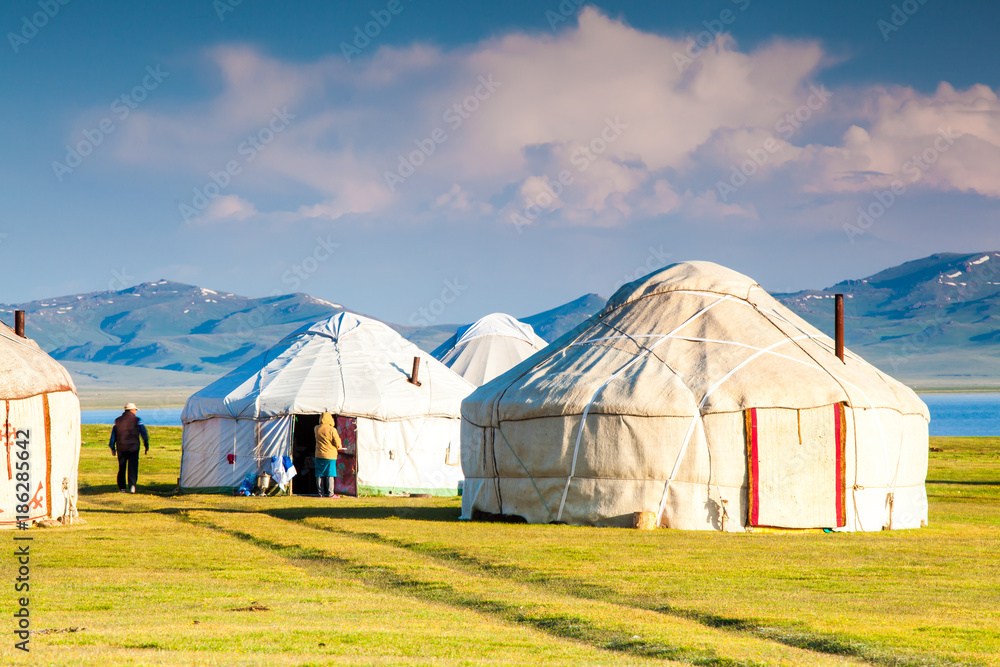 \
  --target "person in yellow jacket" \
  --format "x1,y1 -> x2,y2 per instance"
314,412 -> 342,498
